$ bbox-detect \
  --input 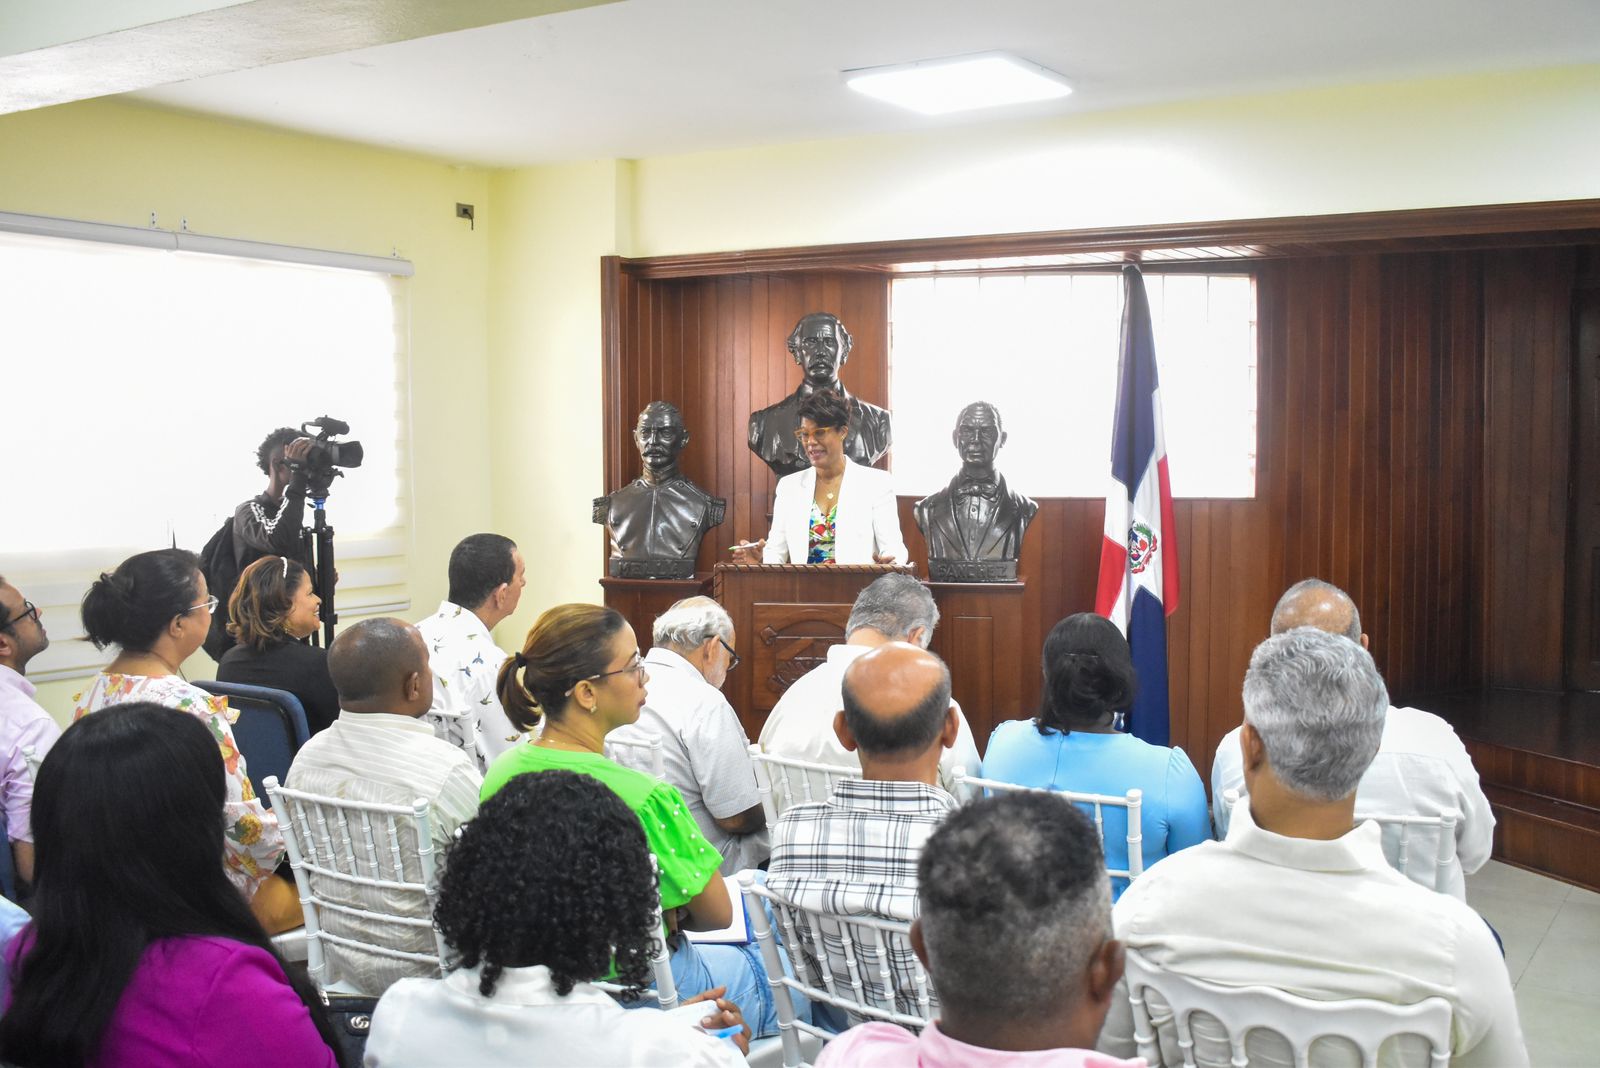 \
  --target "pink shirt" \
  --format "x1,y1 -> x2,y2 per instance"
817,1022 -> 1147,1068
8,933 -> 337,1068
0,666 -> 60,844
